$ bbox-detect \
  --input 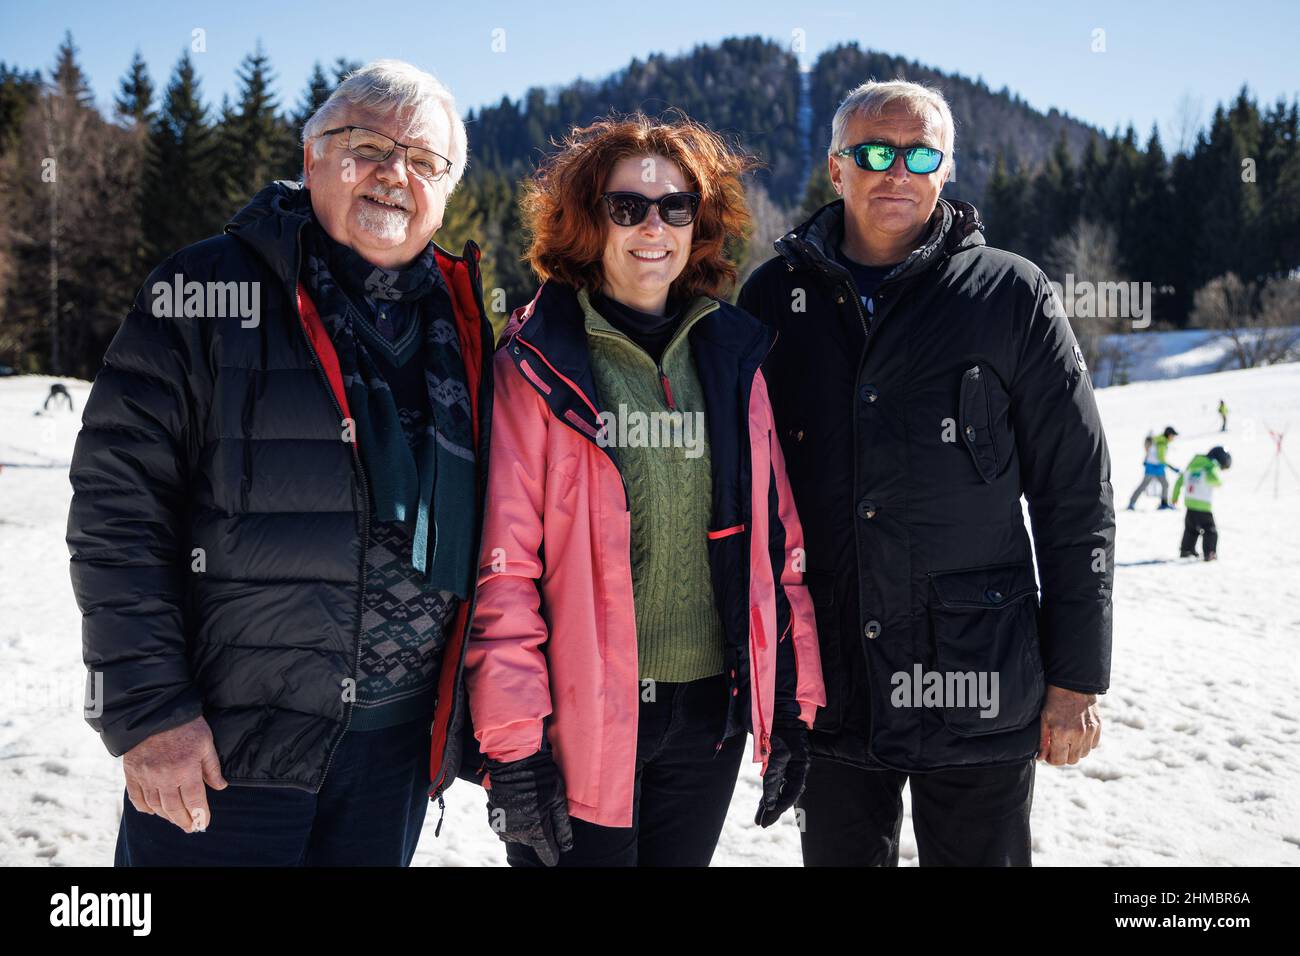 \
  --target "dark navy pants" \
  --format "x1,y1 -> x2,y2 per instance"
506,674 -> 746,868
114,717 -> 432,866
